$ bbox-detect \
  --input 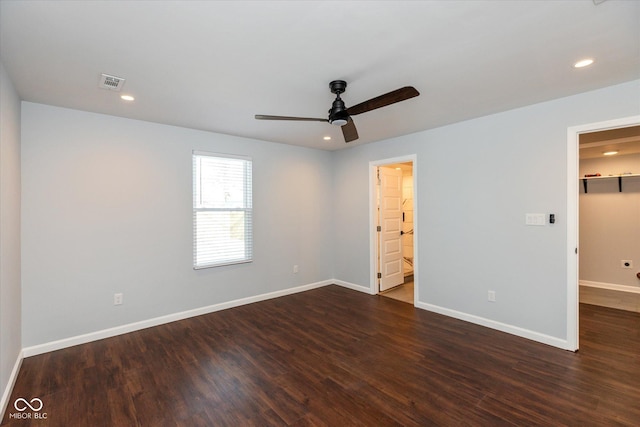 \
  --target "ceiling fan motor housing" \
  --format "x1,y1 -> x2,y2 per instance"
329,97 -> 349,125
